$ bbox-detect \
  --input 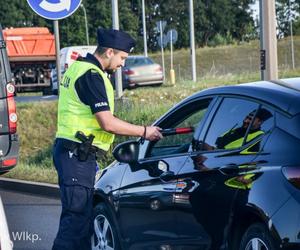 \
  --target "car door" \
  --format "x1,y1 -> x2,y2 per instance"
0,29 -> 10,148
117,97 -> 215,249
0,26 -> 18,172
174,97 -> 275,249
